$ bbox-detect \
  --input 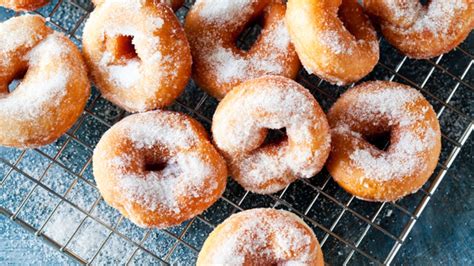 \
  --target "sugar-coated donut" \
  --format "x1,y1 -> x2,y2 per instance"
184,0 -> 300,100
197,208 -> 324,265
364,0 -> 474,59
0,15 -> 89,148
93,110 -> 227,228
286,0 -> 379,85
327,81 -> 441,202
0,0 -> 49,10
92,0 -> 184,11
212,76 -> 331,194
82,0 -> 192,112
